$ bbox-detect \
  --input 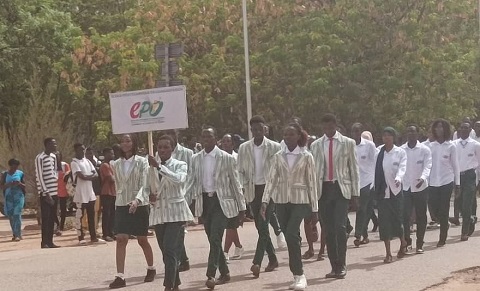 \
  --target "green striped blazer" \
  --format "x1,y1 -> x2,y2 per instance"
112,155 -> 150,206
